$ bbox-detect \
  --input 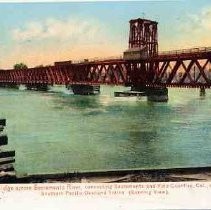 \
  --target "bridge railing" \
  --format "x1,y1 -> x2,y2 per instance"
72,55 -> 123,64
71,47 -> 211,63
158,46 -> 211,57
